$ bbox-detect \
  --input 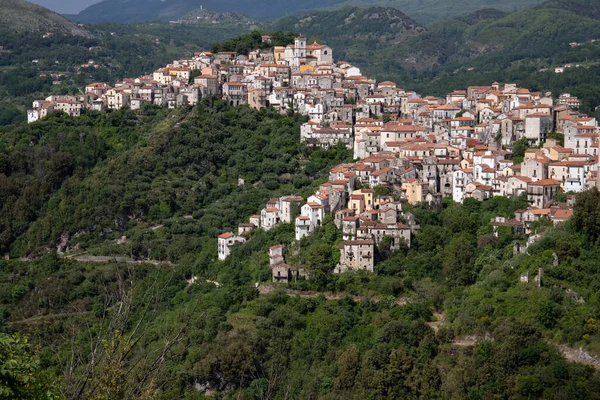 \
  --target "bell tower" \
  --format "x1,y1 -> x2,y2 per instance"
294,36 -> 306,62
